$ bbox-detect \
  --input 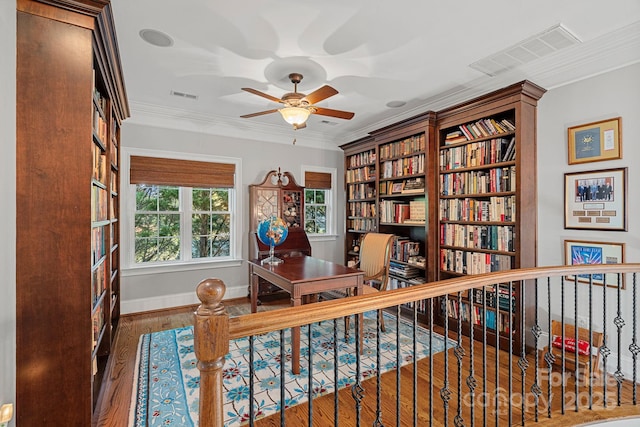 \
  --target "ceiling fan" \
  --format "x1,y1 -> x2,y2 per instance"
240,73 -> 355,130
